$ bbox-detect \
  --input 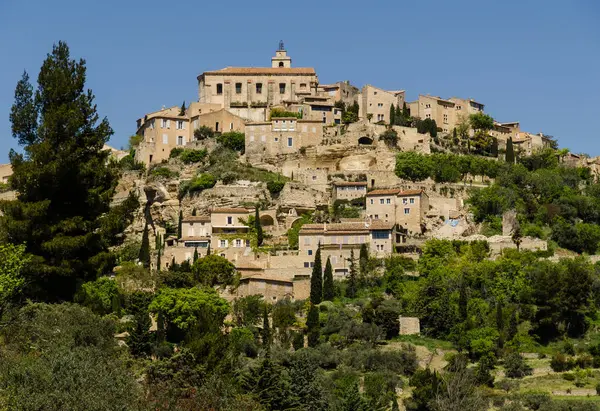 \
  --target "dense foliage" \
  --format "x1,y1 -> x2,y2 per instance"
395,151 -> 500,182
